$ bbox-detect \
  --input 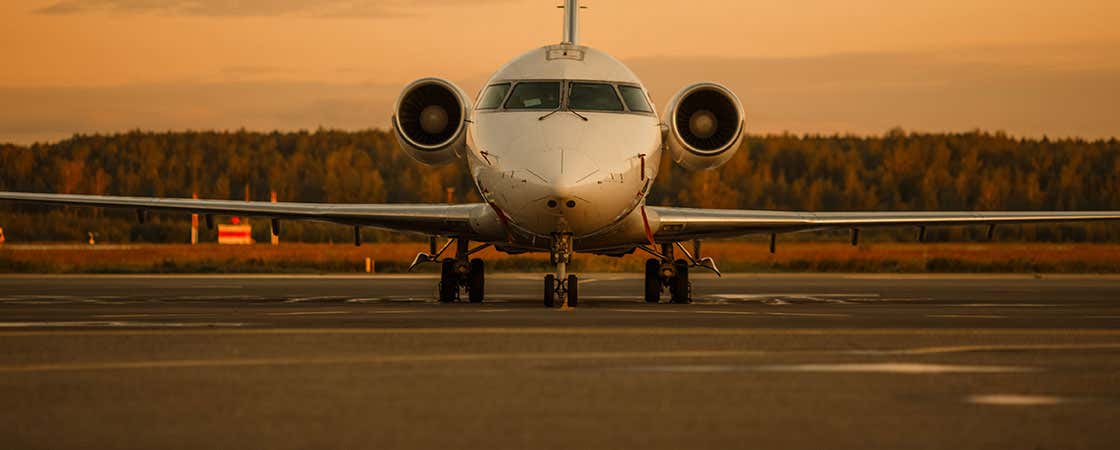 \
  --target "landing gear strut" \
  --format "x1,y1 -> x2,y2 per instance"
544,233 -> 578,308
